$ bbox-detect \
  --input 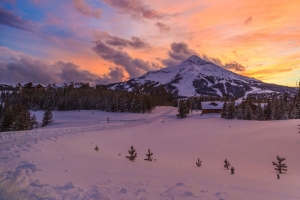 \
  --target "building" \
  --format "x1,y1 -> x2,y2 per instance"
18,82 -> 46,92
201,101 -> 224,114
